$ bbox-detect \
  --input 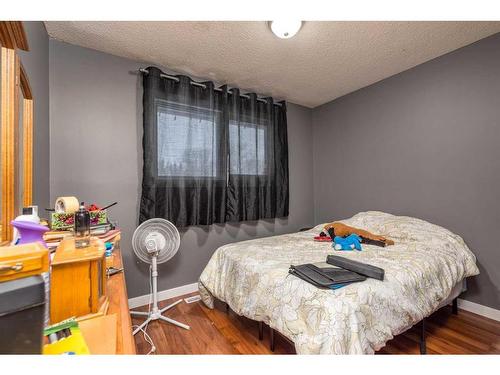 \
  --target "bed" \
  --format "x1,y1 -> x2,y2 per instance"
198,211 -> 479,354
